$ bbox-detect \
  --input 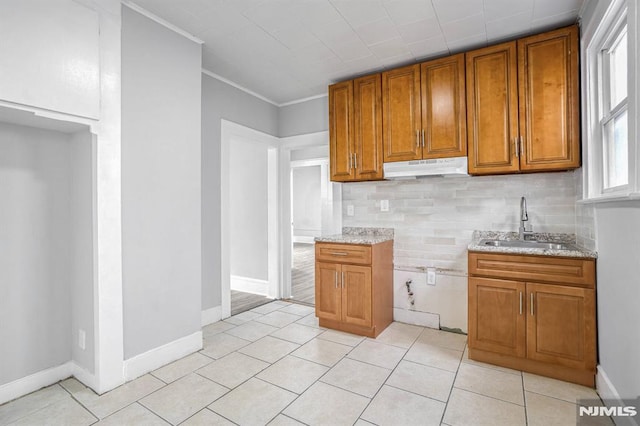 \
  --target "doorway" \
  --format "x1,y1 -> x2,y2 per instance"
221,120 -> 279,317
